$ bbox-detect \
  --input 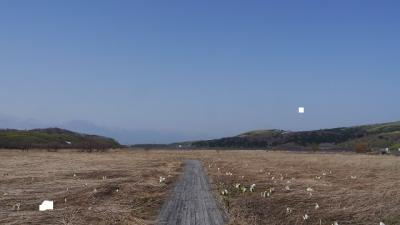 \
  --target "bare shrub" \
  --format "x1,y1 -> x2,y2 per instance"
354,143 -> 368,153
